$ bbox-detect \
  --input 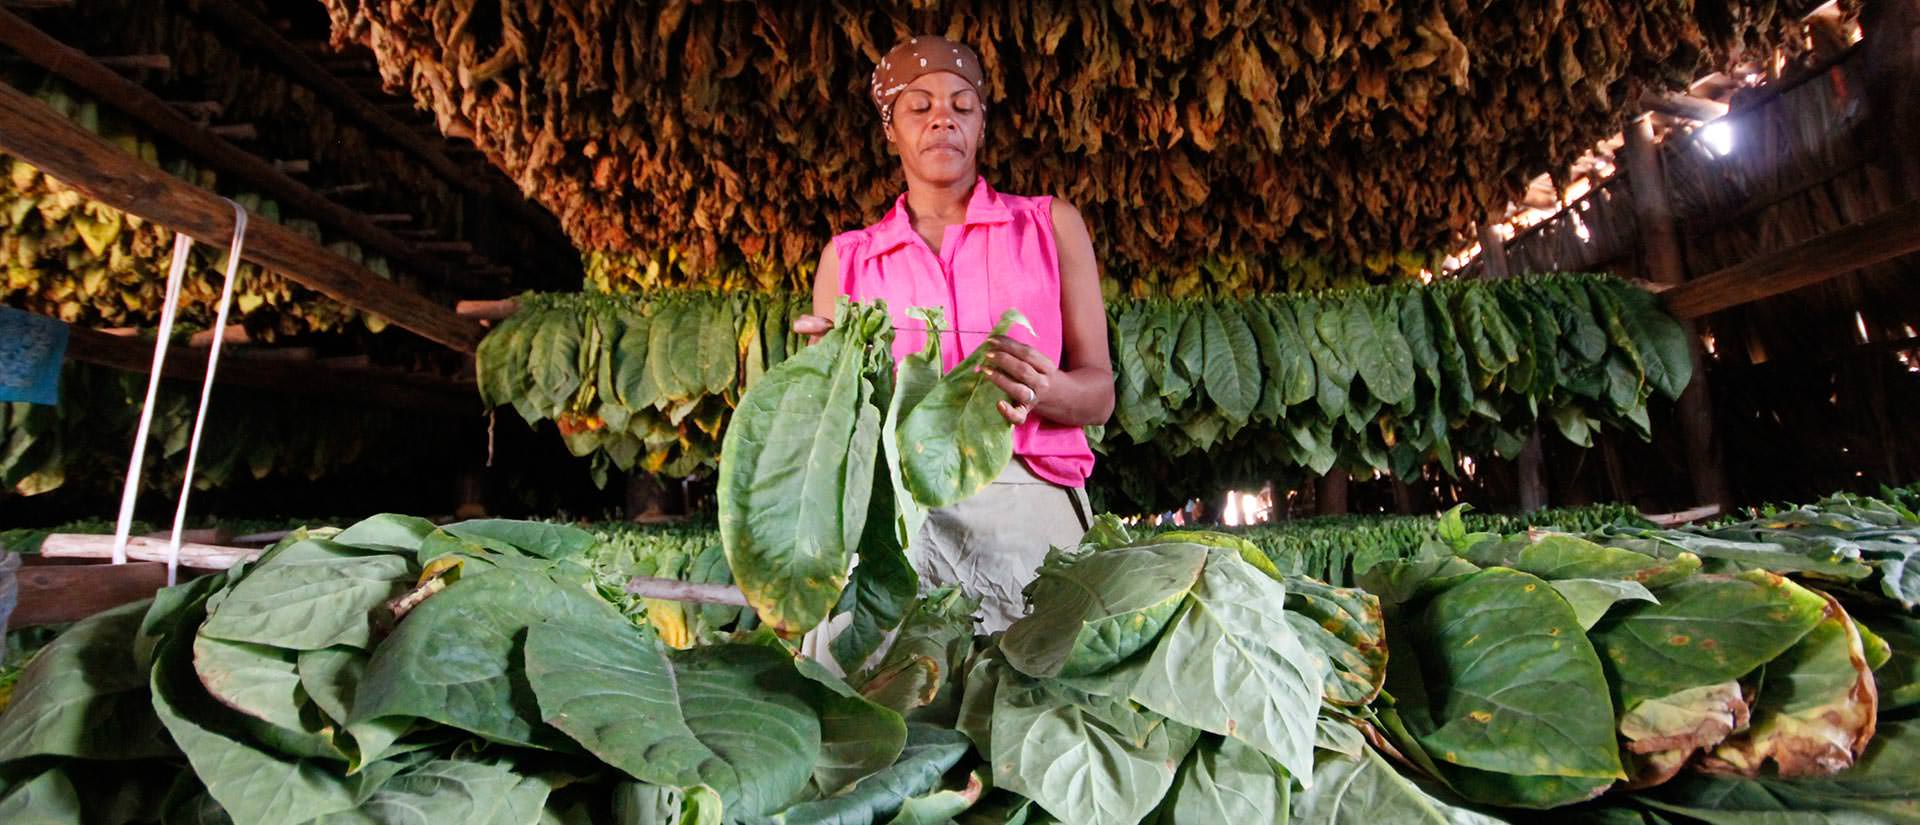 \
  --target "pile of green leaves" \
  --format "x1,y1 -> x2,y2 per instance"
475,290 -> 811,486
1348,495 -> 1919,820
0,513 -> 991,823
1102,274 -> 1691,486
587,522 -> 750,649
2,363 -> 459,498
